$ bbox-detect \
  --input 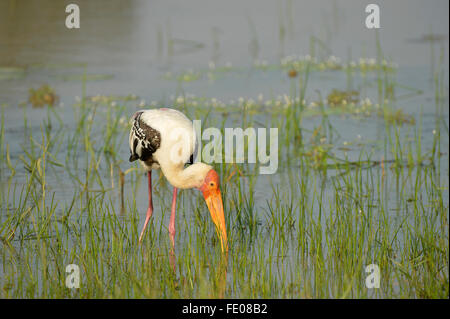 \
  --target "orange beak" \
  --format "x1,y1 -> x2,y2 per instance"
203,189 -> 228,253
